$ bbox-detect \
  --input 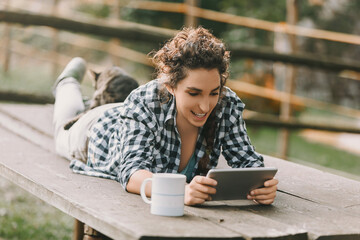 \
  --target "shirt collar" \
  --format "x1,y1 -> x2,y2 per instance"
214,100 -> 224,121
164,94 -> 177,126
